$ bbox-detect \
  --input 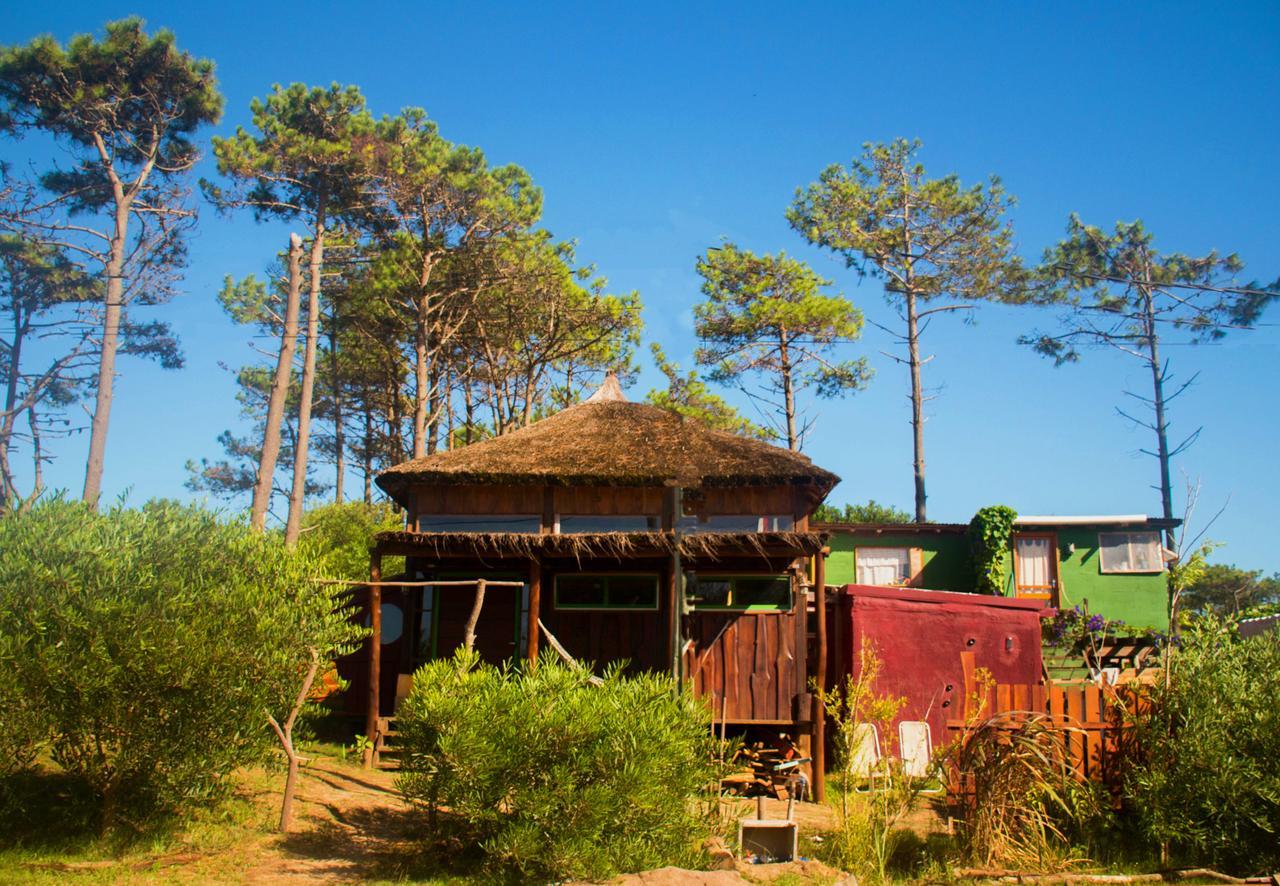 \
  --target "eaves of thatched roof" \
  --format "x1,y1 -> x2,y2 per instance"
376,385 -> 839,508
372,529 -> 829,562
